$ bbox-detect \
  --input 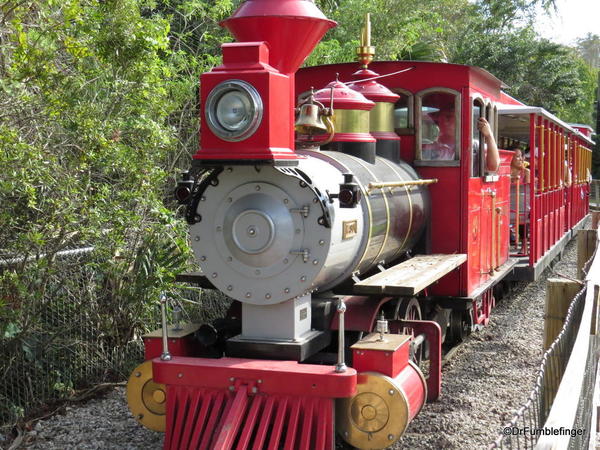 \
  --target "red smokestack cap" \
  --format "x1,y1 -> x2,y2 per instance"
221,0 -> 336,74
